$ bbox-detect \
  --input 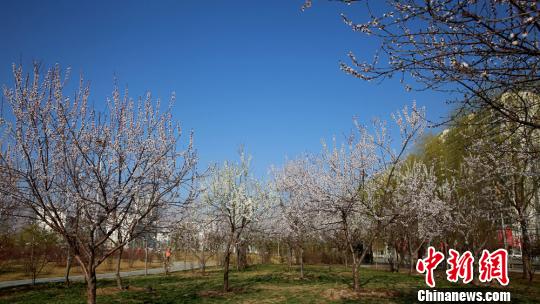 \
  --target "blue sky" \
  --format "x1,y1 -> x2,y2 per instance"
0,0 -> 450,177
